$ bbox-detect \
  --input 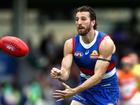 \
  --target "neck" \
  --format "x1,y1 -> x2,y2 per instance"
81,29 -> 96,44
